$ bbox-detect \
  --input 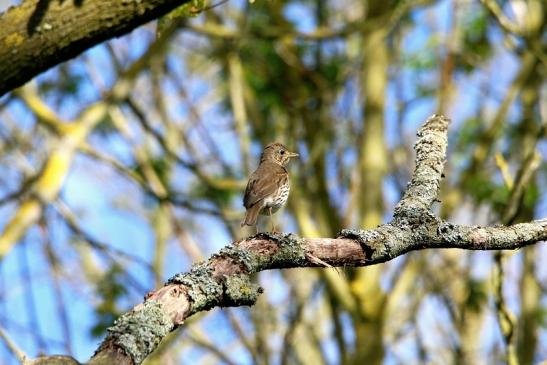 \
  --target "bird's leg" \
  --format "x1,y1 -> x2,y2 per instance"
269,207 -> 276,233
